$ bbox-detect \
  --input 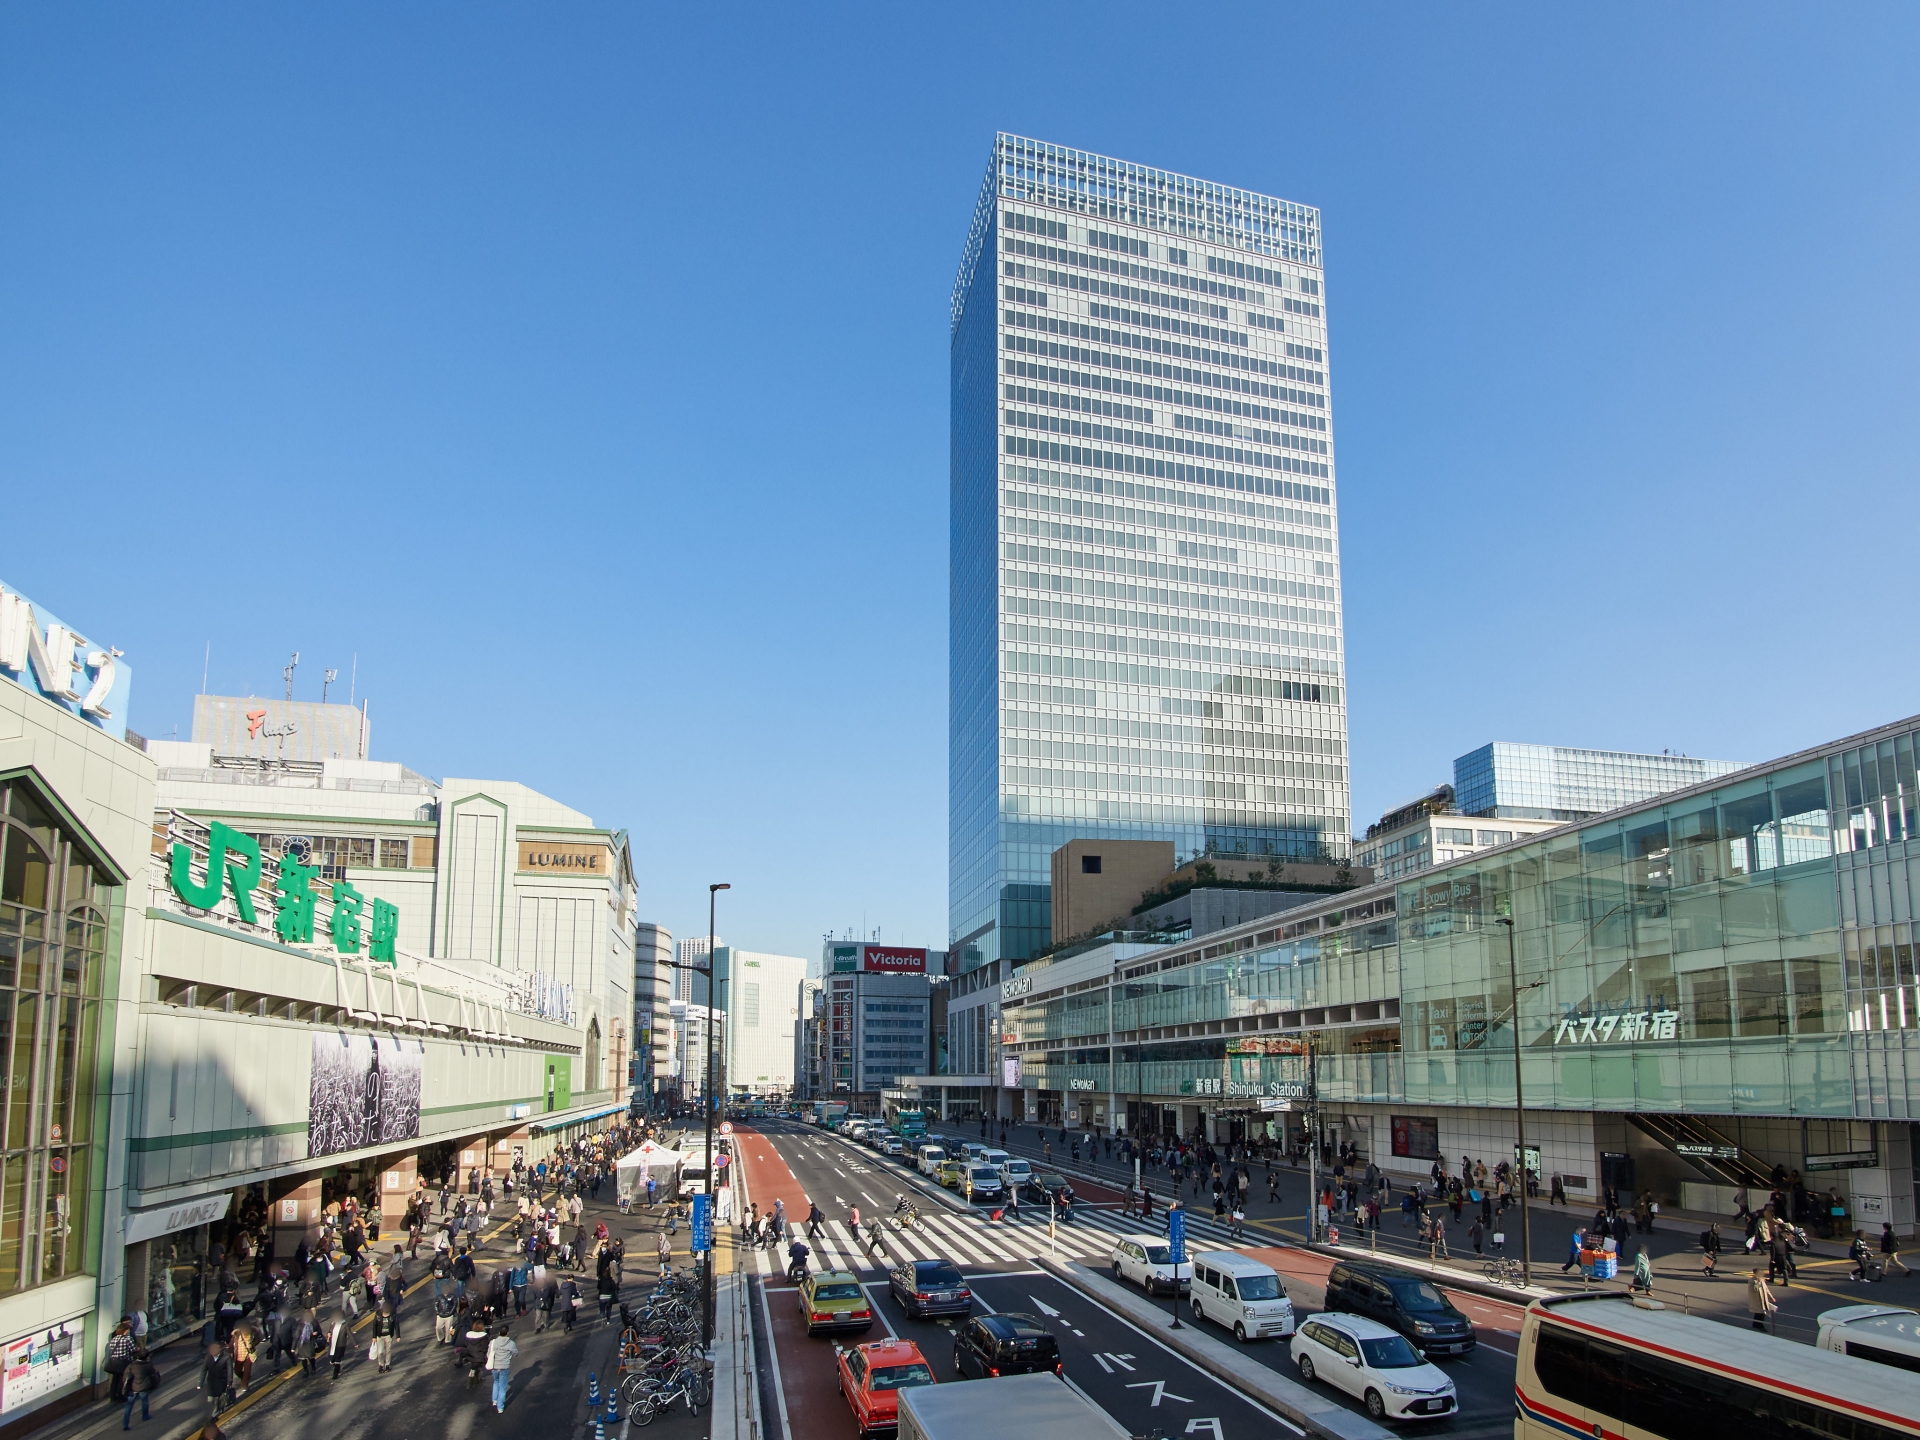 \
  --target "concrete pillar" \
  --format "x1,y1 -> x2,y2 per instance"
378,1153 -> 418,1230
269,1177 -> 324,1257
457,1137 -> 492,1190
